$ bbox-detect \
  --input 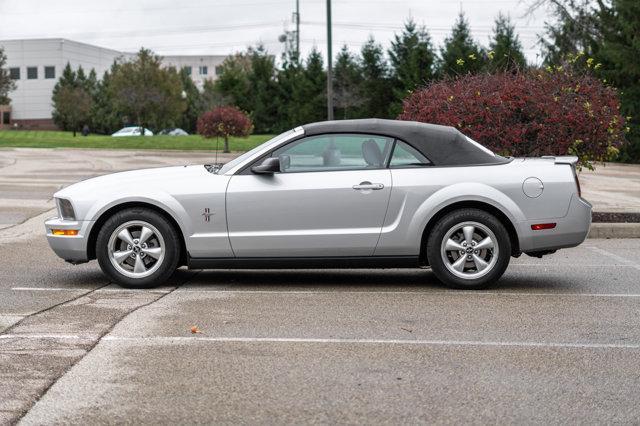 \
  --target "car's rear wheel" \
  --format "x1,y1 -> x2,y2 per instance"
426,209 -> 511,289
96,208 -> 180,288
